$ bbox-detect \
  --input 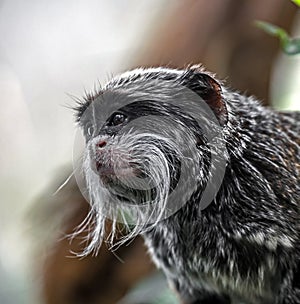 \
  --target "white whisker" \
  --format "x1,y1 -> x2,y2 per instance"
52,171 -> 74,196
